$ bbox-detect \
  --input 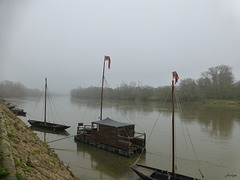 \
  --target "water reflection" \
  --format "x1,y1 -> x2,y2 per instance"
75,142 -> 145,179
71,97 -> 240,139
29,127 -> 70,144
70,97 -> 162,114
30,127 -> 70,136
179,104 -> 240,138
